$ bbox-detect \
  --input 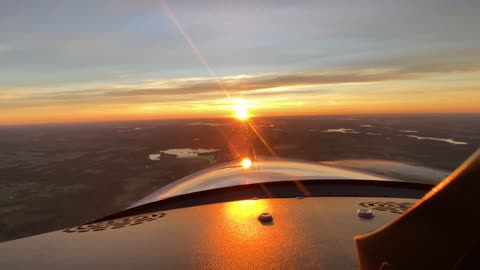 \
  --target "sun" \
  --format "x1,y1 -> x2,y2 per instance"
234,105 -> 249,120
